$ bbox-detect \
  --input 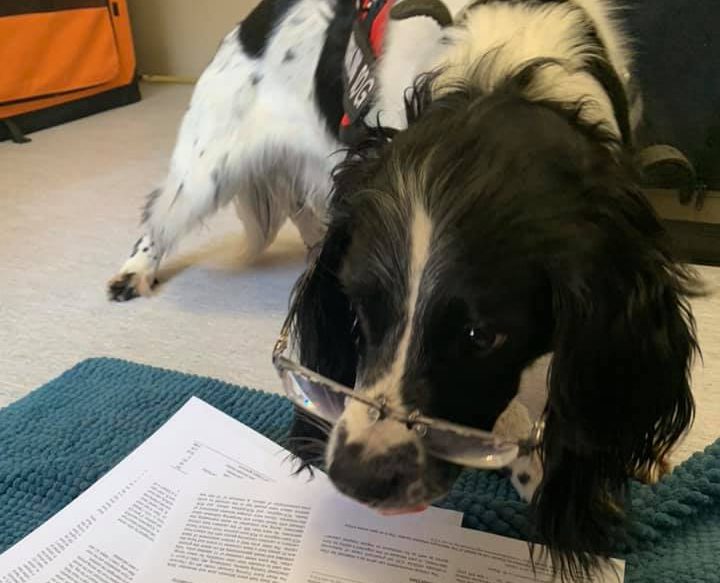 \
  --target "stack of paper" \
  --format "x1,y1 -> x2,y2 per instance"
0,398 -> 624,583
